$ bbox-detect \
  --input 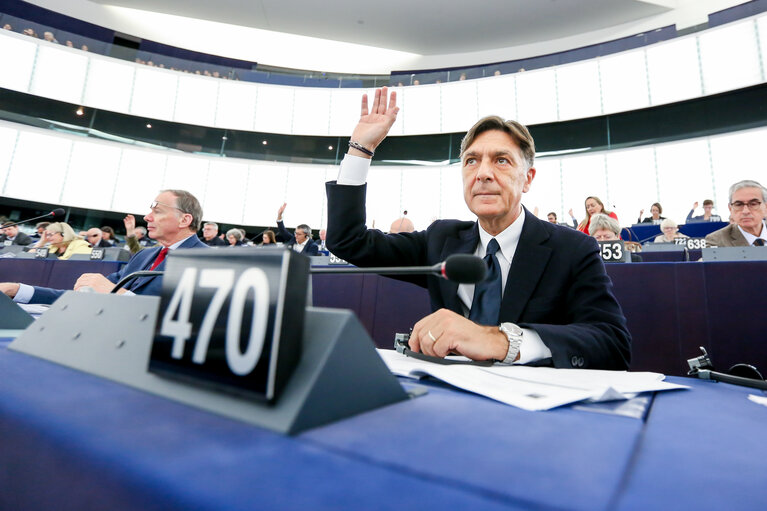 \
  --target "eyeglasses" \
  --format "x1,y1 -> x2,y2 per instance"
150,200 -> 186,213
44,231 -> 62,237
87,234 -> 100,238
730,200 -> 763,211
